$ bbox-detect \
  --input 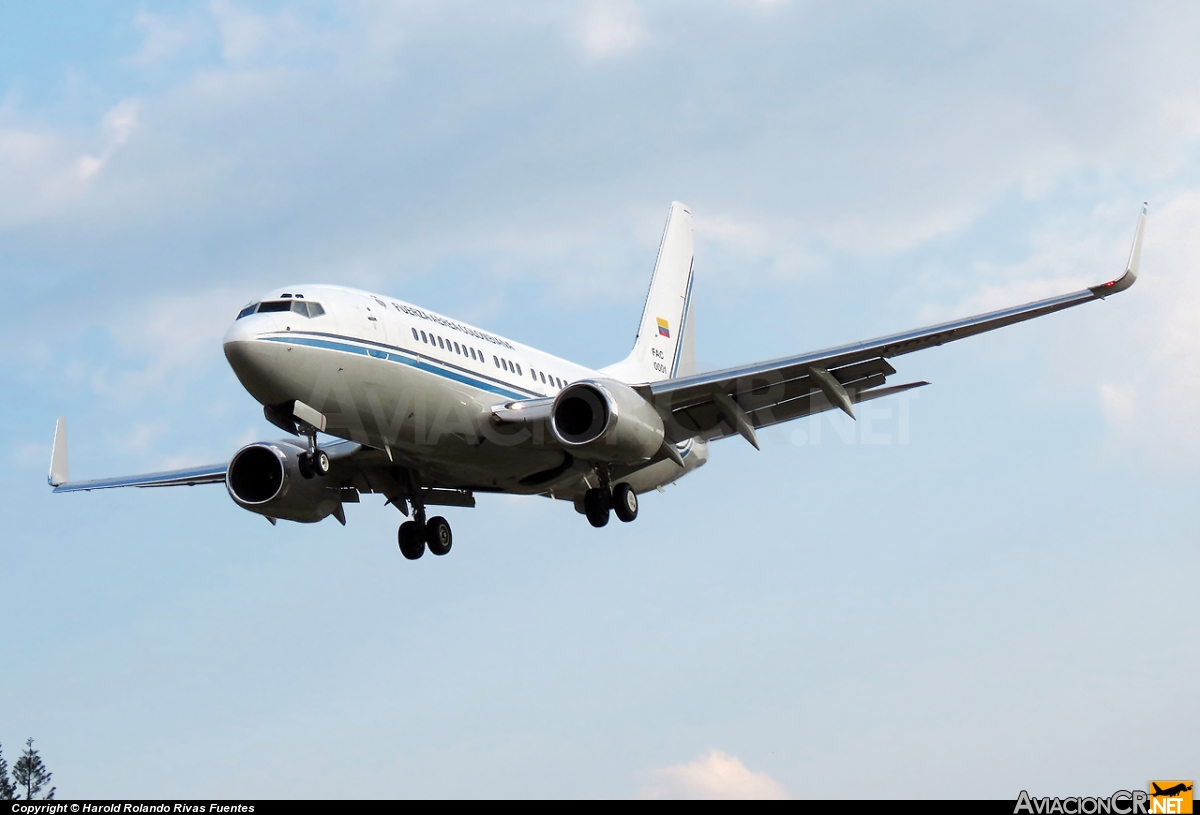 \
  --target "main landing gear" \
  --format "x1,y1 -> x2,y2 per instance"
397,500 -> 453,560
583,477 -> 638,528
